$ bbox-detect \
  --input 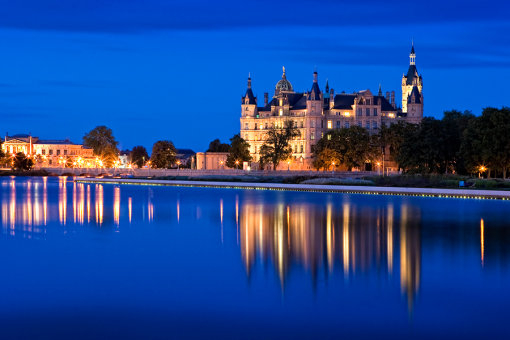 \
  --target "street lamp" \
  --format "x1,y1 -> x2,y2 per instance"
479,165 -> 487,178
287,159 -> 291,171
235,160 -> 240,170
176,160 -> 181,172
219,160 -> 224,170
376,161 -> 381,175
332,161 -> 335,173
